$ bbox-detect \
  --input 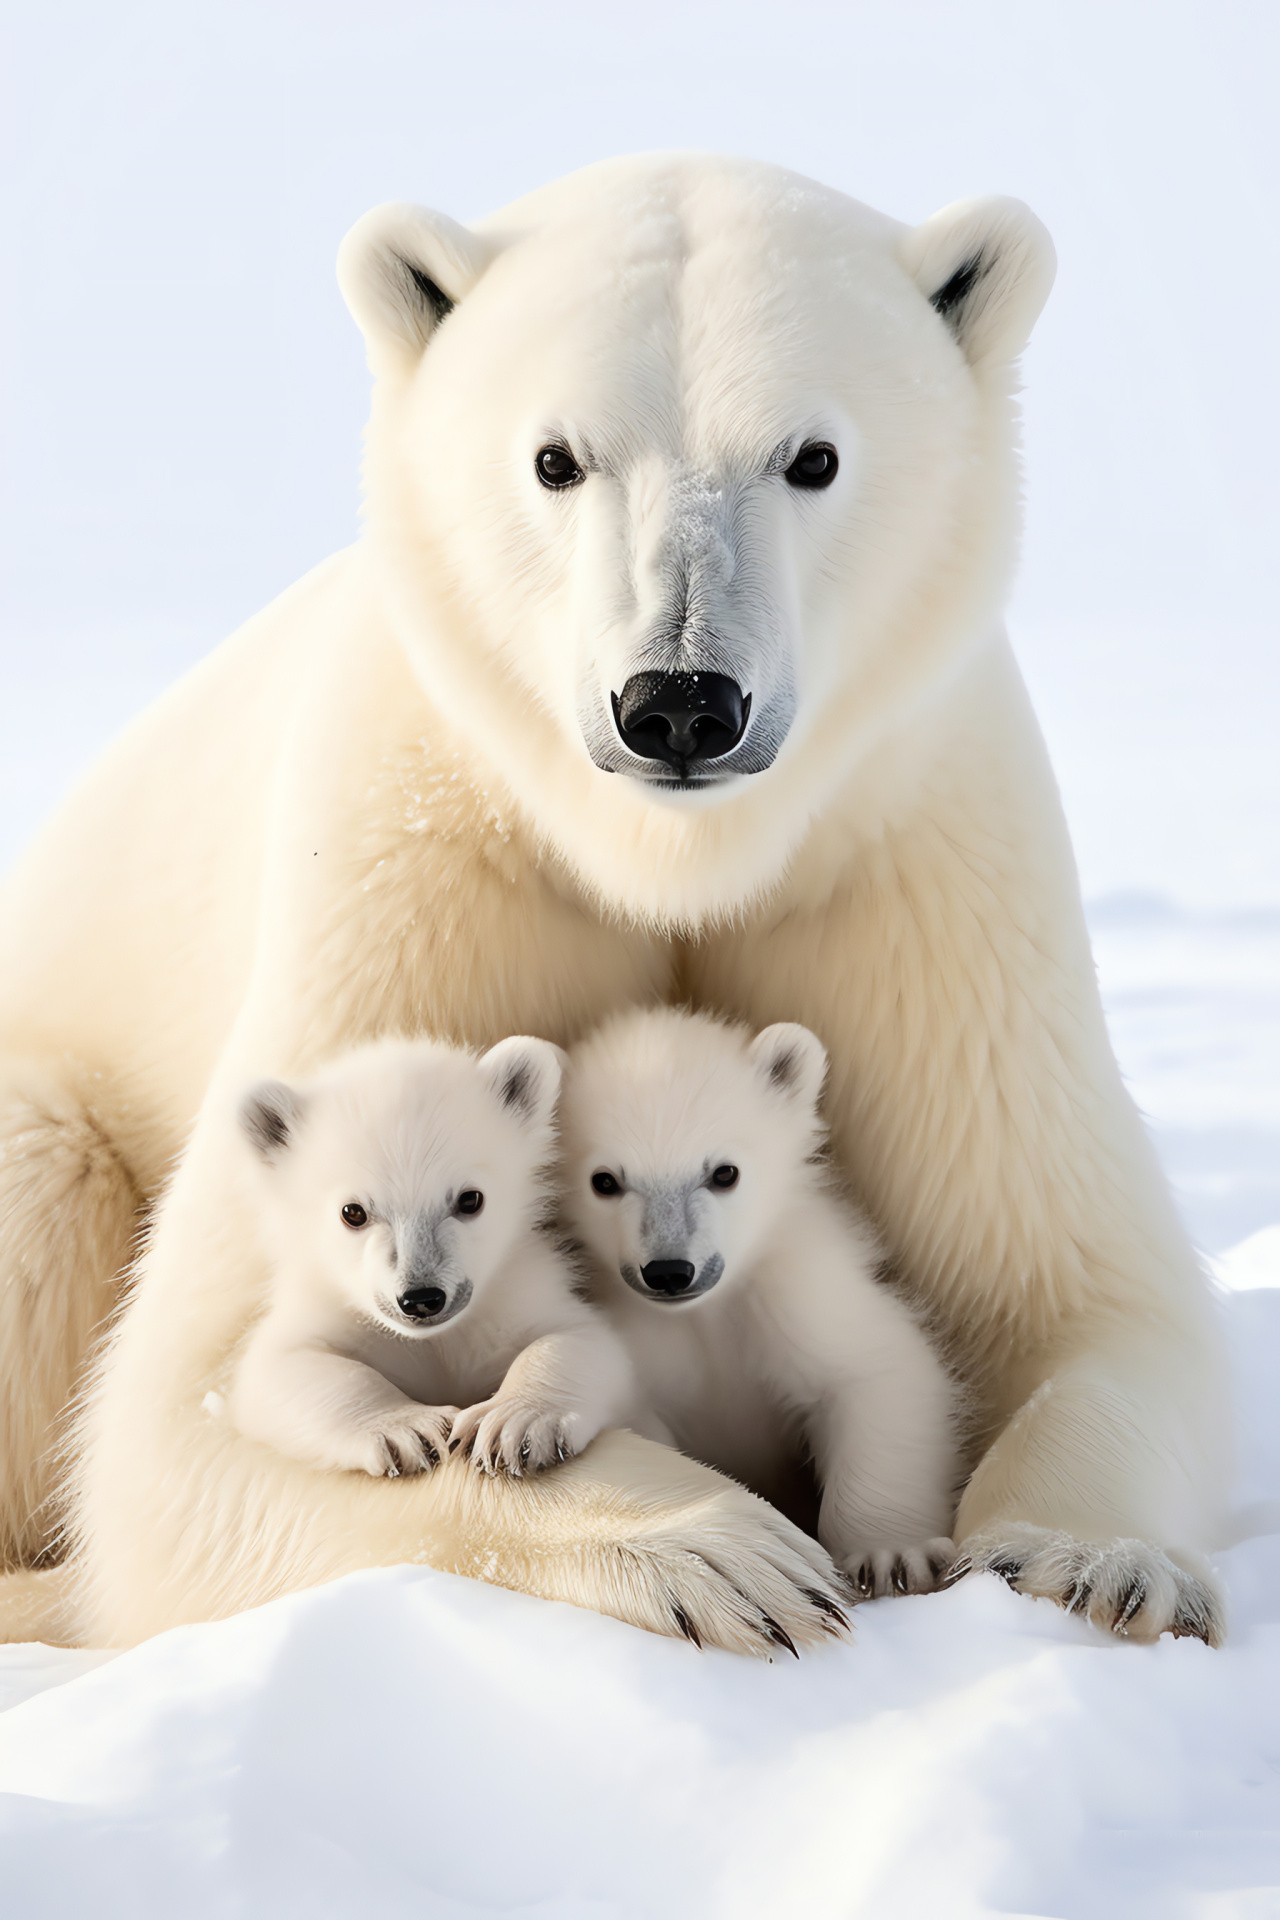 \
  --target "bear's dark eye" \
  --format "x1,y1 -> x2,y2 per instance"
710,1165 -> 739,1190
784,442 -> 838,490
591,1171 -> 622,1197
456,1189 -> 485,1216
535,444 -> 585,490
341,1202 -> 369,1229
